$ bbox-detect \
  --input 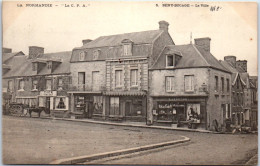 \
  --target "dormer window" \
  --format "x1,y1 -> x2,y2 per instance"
47,61 -> 52,69
166,55 -> 174,67
93,50 -> 100,60
79,51 -> 85,61
32,63 -> 37,71
166,53 -> 182,68
121,39 -> 133,56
